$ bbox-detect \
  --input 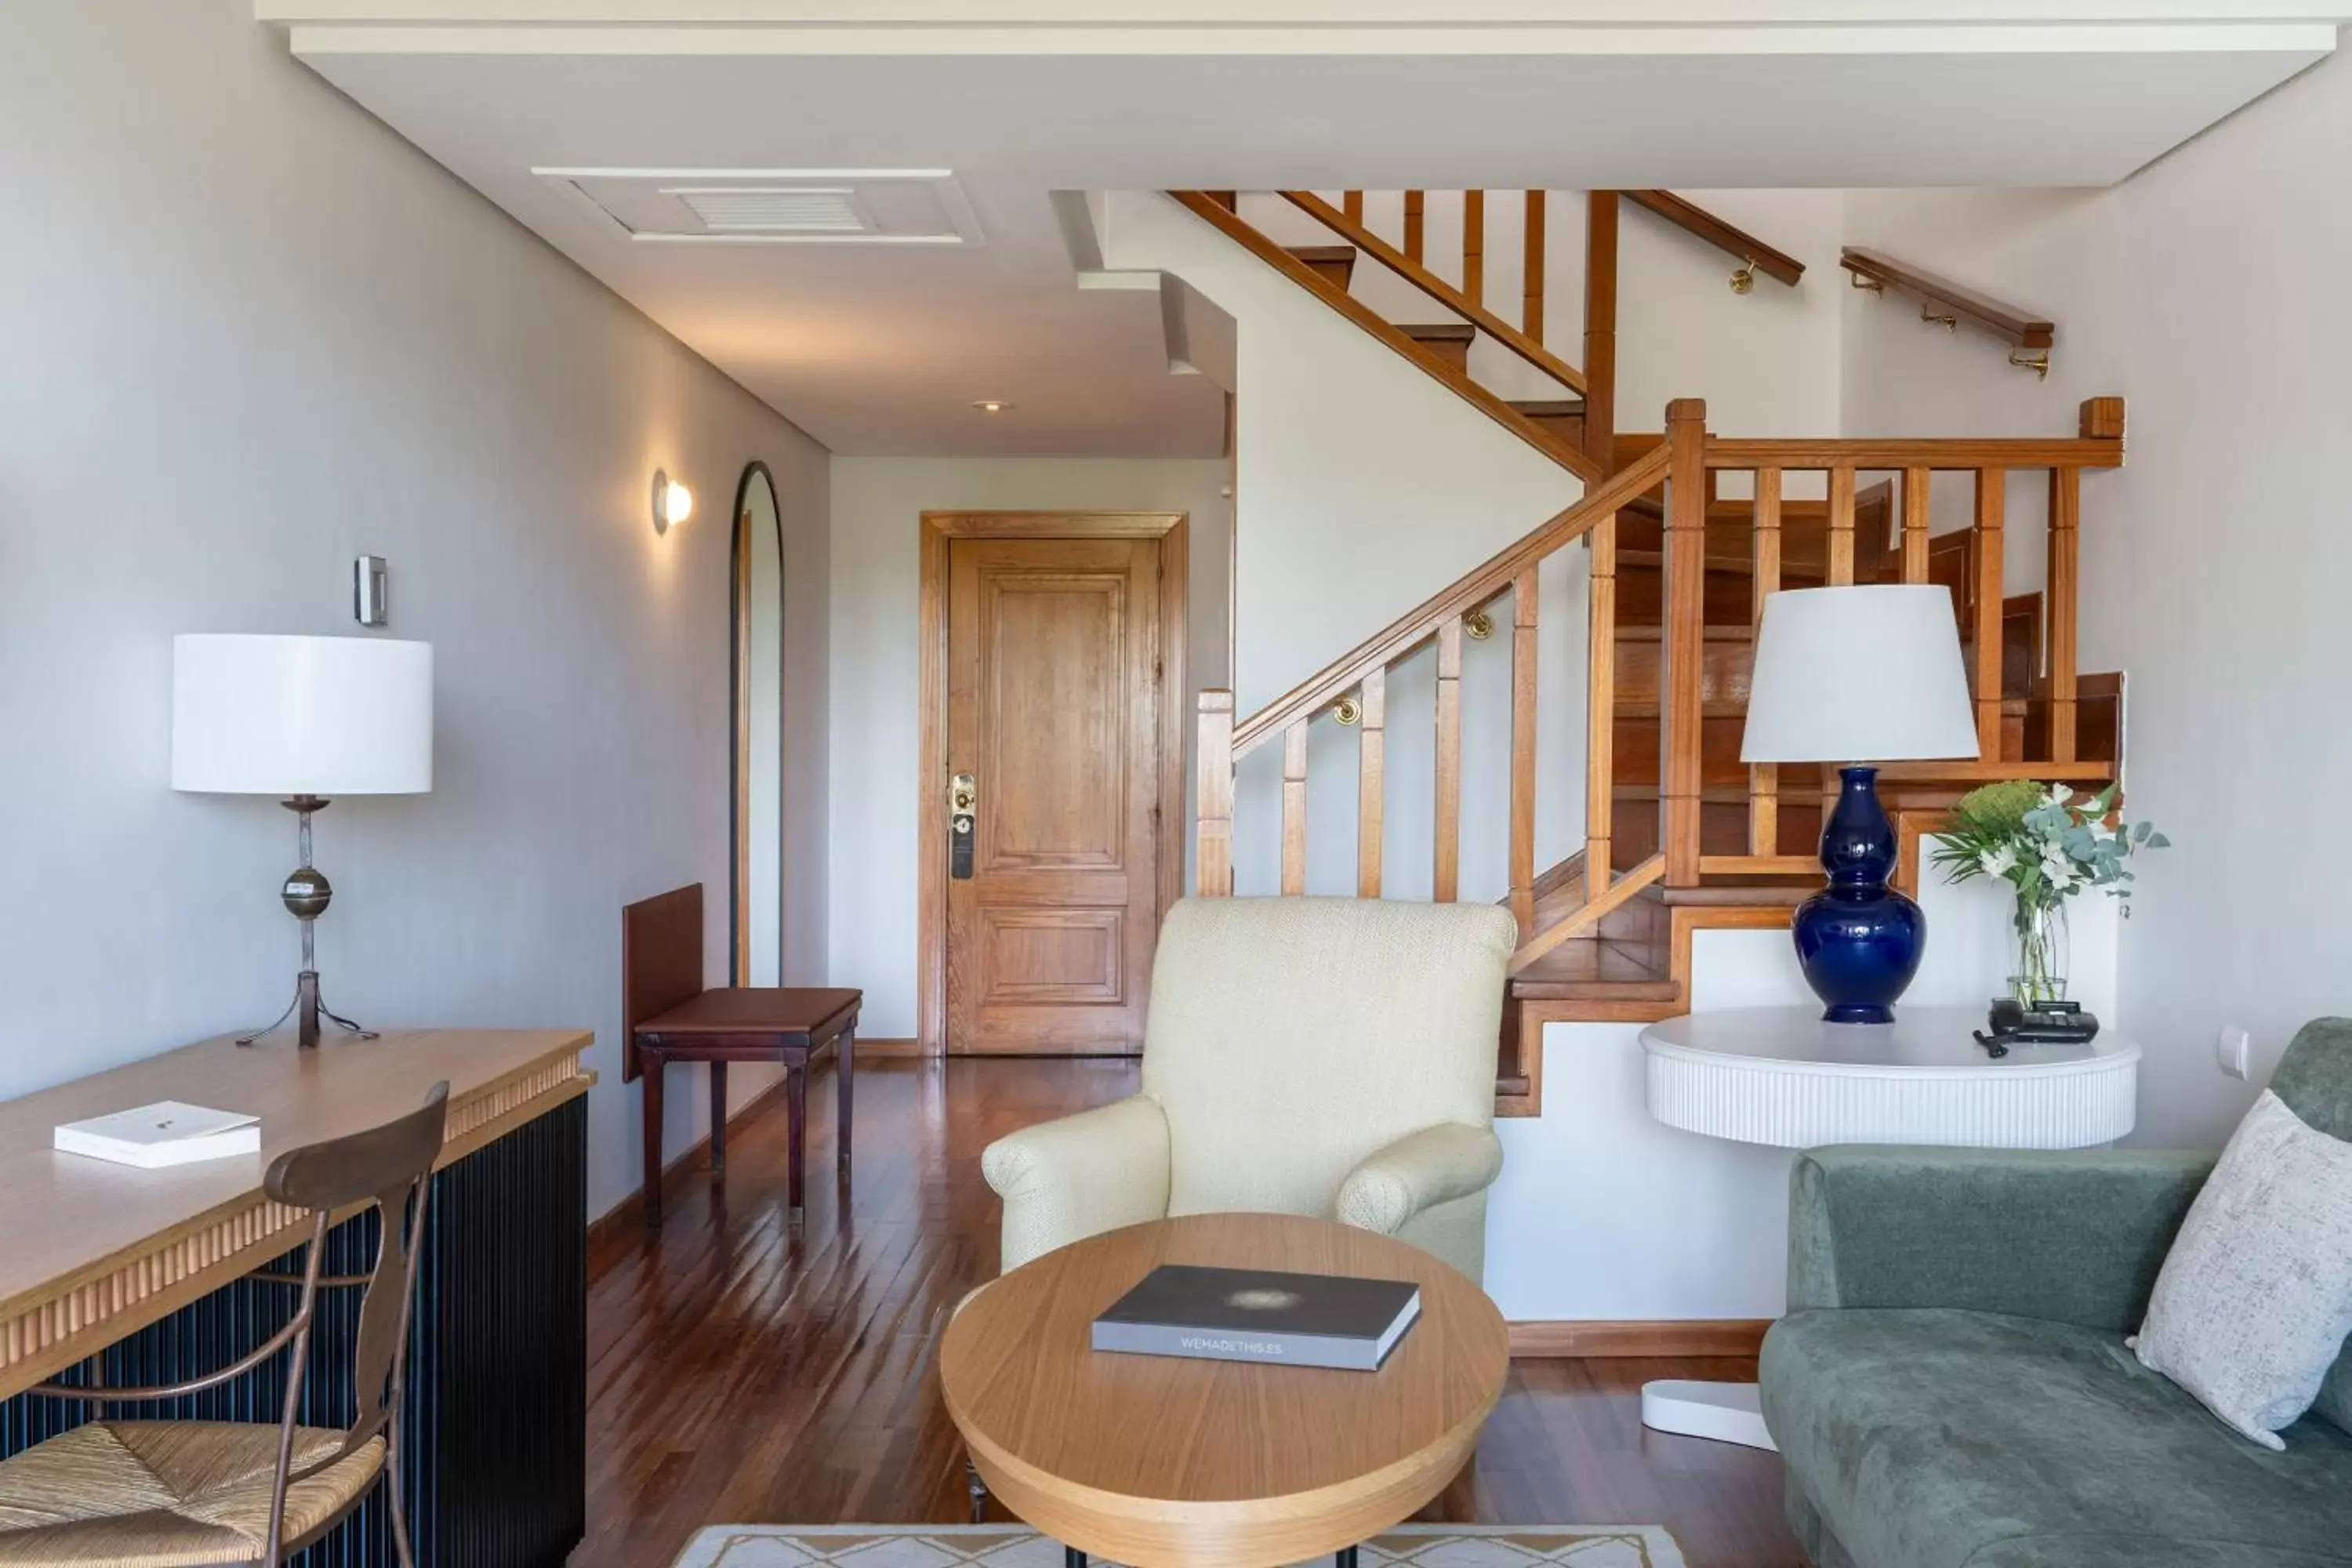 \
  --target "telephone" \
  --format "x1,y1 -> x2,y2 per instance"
1974,997 -> 2101,1058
